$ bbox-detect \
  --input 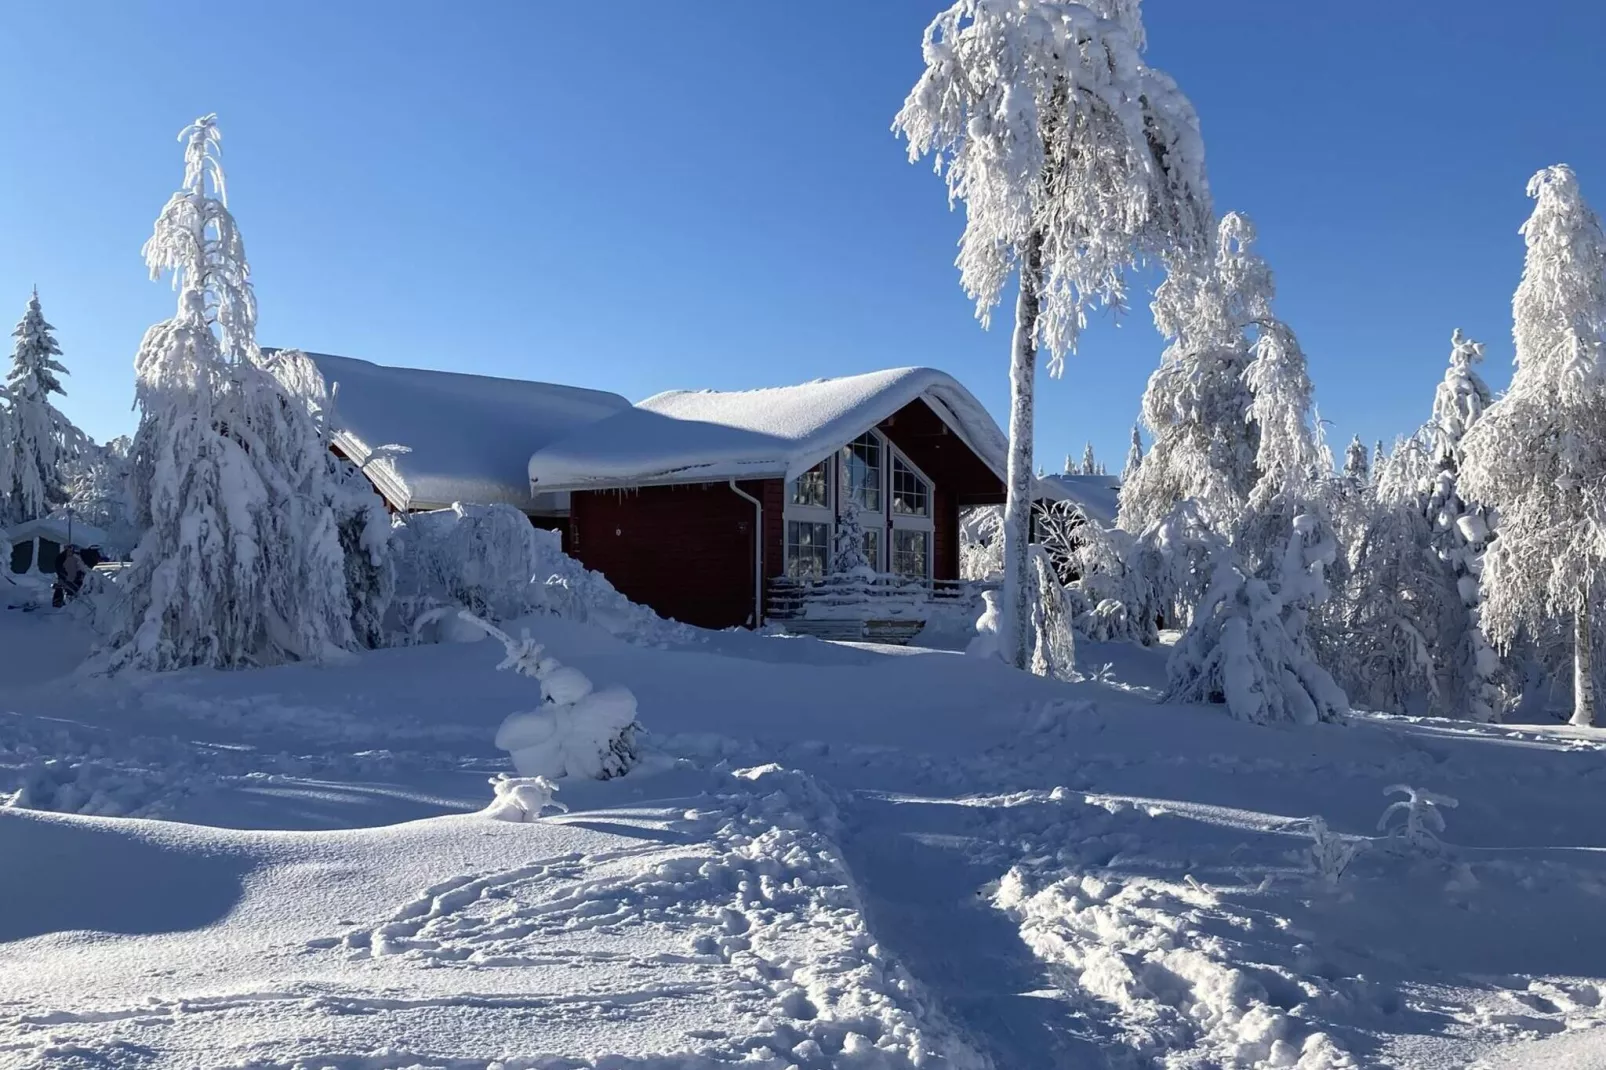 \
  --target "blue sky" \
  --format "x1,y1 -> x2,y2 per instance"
2,2 -> 1603,472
